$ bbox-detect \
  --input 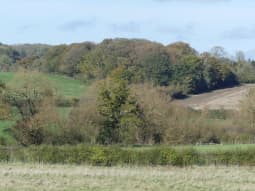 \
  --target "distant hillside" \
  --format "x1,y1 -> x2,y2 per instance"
2,38 -> 255,95
11,44 -> 51,57
0,44 -> 20,71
